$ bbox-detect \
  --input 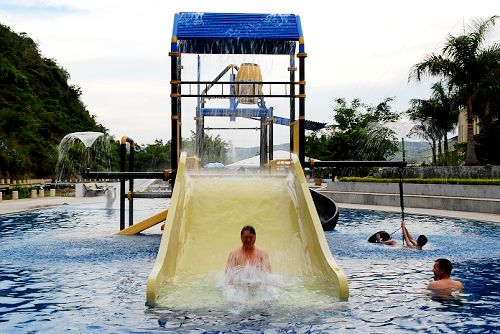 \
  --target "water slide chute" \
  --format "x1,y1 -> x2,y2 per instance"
116,209 -> 168,235
146,152 -> 348,307
310,189 -> 339,231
